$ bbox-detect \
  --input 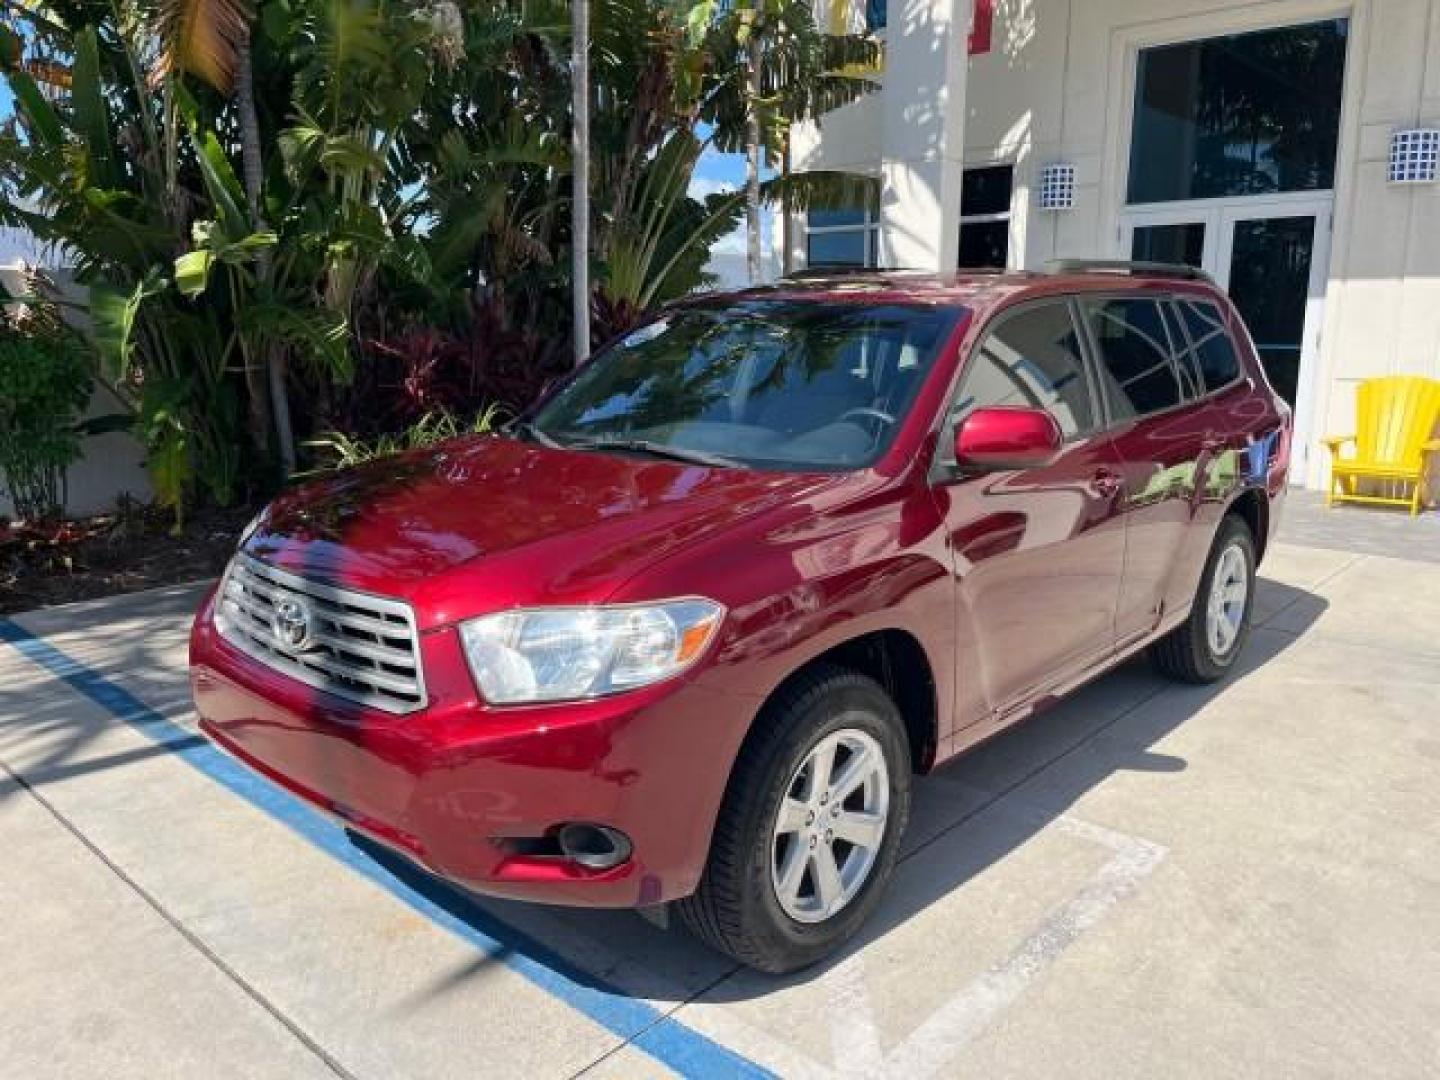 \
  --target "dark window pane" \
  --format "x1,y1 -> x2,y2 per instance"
1131,222 -> 1206,268
807,230 -> 868,267
1084,298 -> 1182,418
1177,300 -> 1242,392
808,208 -> 867,229
961,166 -> 1014,216
1127,19 -> 1348,203
1161,301 -> 1203,399
1224,217 -> 1314,404
866,0 -> 886,32
958,220 -> 1010,269
943,302 -> 1095,455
